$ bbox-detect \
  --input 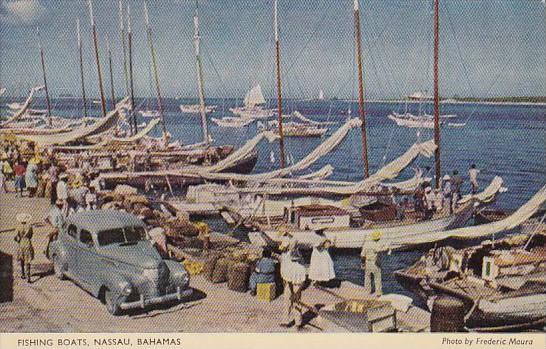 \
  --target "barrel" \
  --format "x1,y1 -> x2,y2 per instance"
211,258 -> 230,283
227,262 -> 250,292
203,254 -> 222,282
431,296 -> 466,332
